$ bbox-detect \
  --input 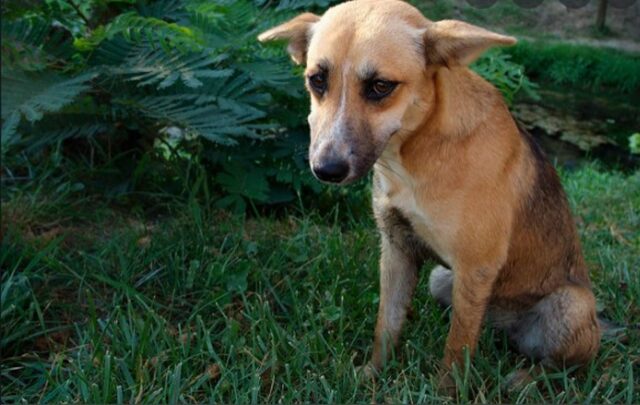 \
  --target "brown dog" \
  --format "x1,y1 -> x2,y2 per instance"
259,0 -> 600,378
